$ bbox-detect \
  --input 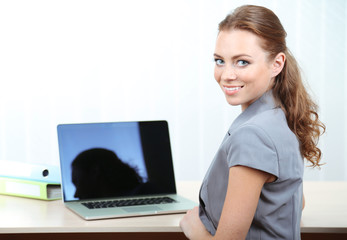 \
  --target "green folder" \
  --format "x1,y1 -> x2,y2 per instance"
0,176 -> 61,200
